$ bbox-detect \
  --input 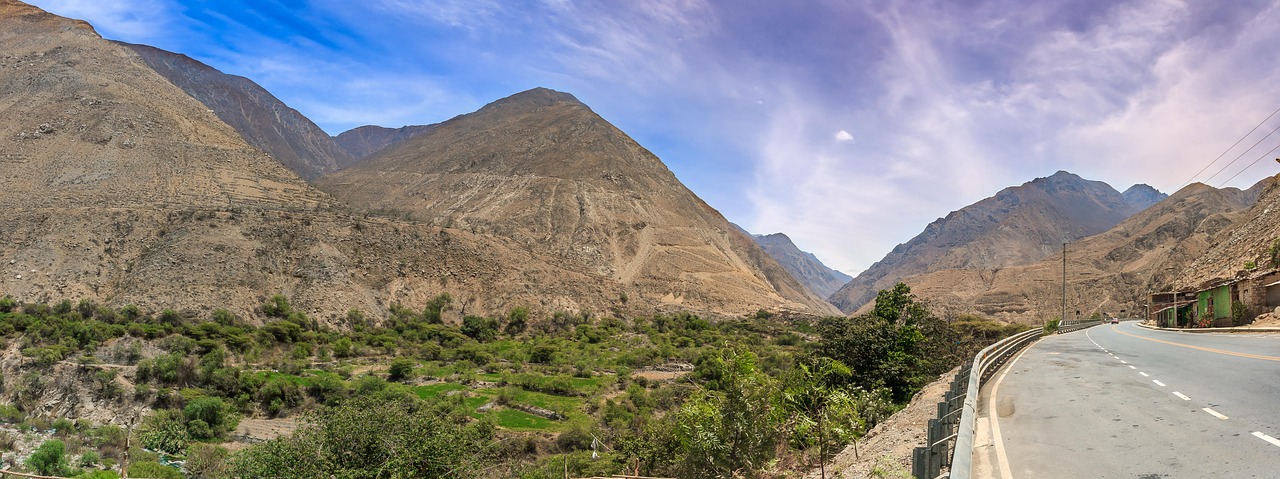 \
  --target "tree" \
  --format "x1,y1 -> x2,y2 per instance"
422,293 -> 452,324
673,347 -> 781,478
461,315 -> 498,342
26,439 -> 70,476
230,396 -> 492,478
387,357 -> 416,382
782,358 -> 865,479
184,397 -> 236,439
505,307 -> 529,335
